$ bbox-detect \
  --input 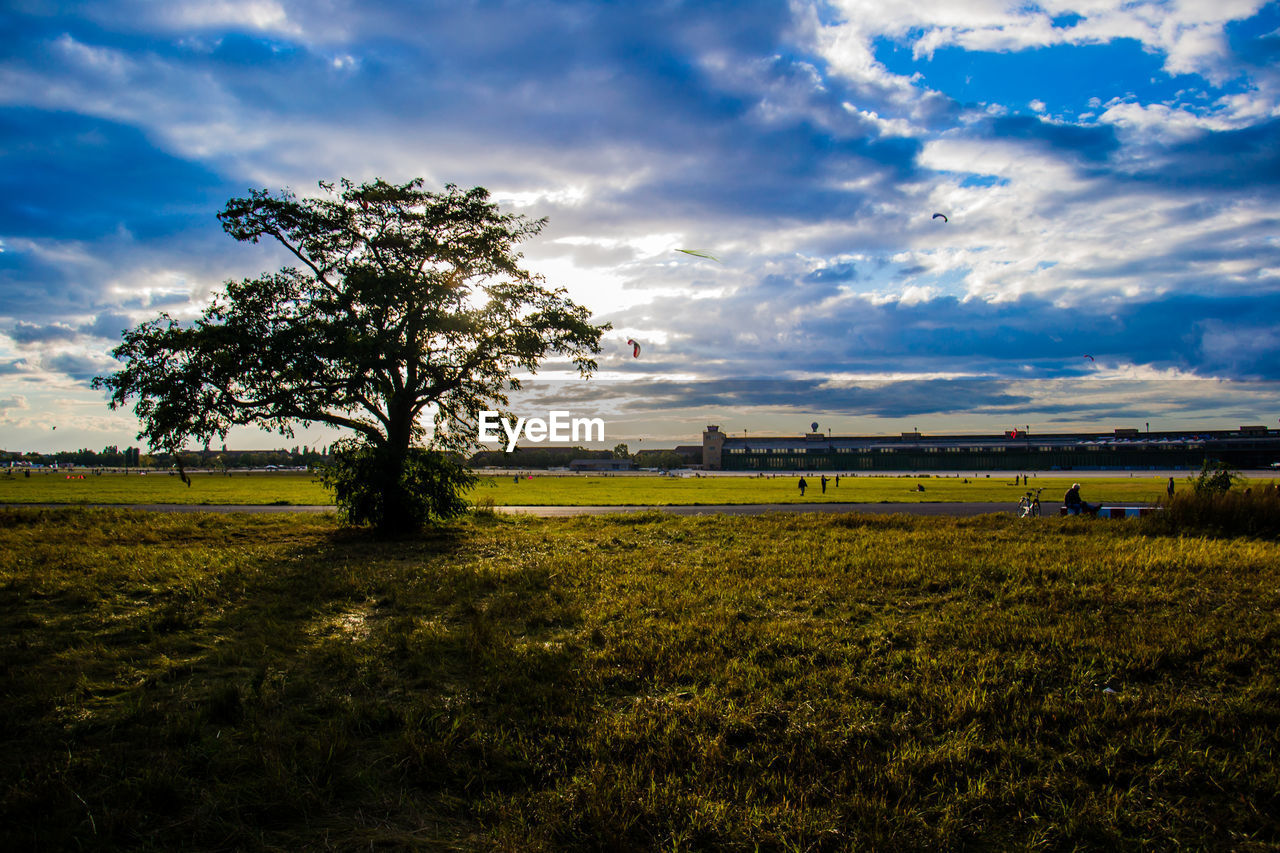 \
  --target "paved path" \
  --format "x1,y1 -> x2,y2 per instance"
495,502 -> 1017,517
6,501 -> 1019,517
